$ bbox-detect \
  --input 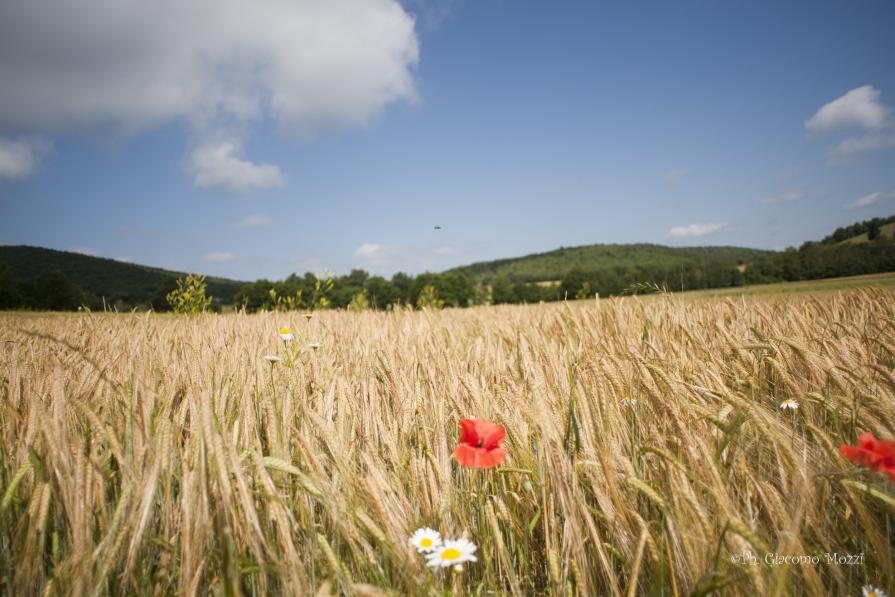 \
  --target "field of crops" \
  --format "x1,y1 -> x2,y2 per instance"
1,289 -> 894,596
